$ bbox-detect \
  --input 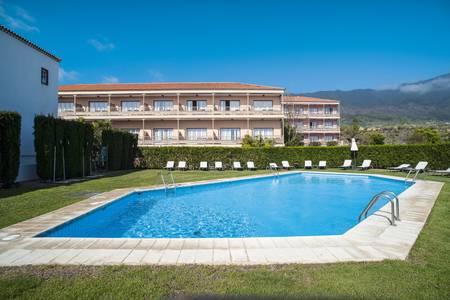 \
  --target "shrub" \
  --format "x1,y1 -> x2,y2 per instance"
309,141 -> 322,146
242,134 -> 275,148
34,115 -> 94,181
0,111 -> 21,187
139,143 -> 450,170
326,141 -> 339,146
102,129 -> 137,171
